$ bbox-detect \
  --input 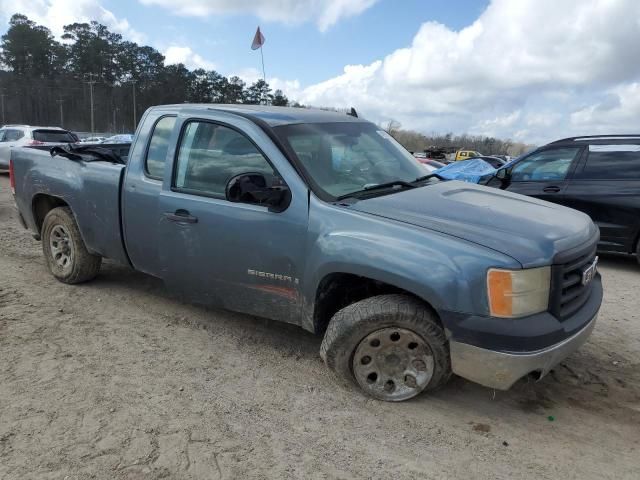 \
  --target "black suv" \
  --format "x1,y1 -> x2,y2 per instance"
484,135 -> 640,260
